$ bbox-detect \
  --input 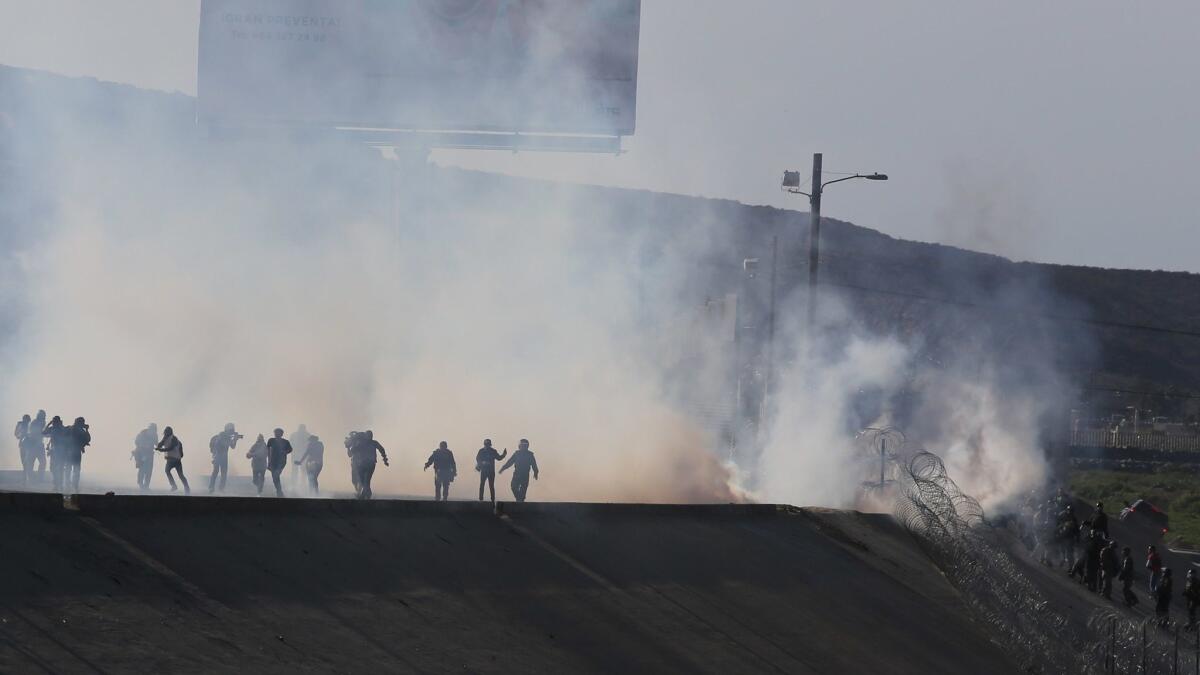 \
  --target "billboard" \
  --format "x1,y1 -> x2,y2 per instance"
198,0 -> 641,136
